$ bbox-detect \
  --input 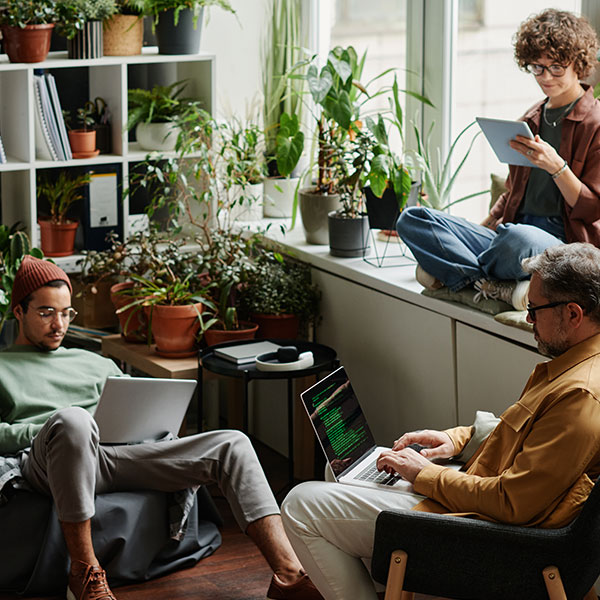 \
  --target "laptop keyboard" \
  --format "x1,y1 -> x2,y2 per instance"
355,461 -> 401,486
